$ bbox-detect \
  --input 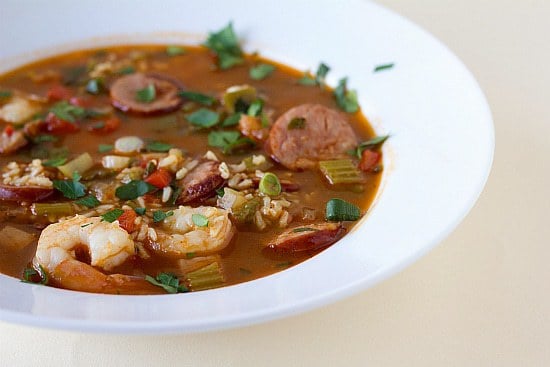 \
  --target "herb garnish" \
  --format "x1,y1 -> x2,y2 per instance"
191,213 -> 209,227
153,210 -> 174,223
116,66 -> 135,75
207,131 -> 255,154
298,62 -> 330,86
22,265 -> 48,285
145,273 -> 188,294
135,84 -> 156,103
186,108 -> 220,128
52,172 -> 86,199
115,180 -> 155,200
178,91 -> 216,106
204,22 -> 244,70
287,117 -> 306,130
50,101 -> 86,122
98,144 -> 113,153
347,135 -> 389,158
32,134 -> 58,144
221,112 -> 242,127
166,45 -> 186,56
247,99 -> 264,117
146,141 -> 173,152
134,207 -> 146,216
374,63 -> 395,72
42,156 -> 68,167
334,77 -> 359,113
0,90 -> 12,99
100,208 -> 124,223
75,195 -> 101,208
249,63 -> 276,80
